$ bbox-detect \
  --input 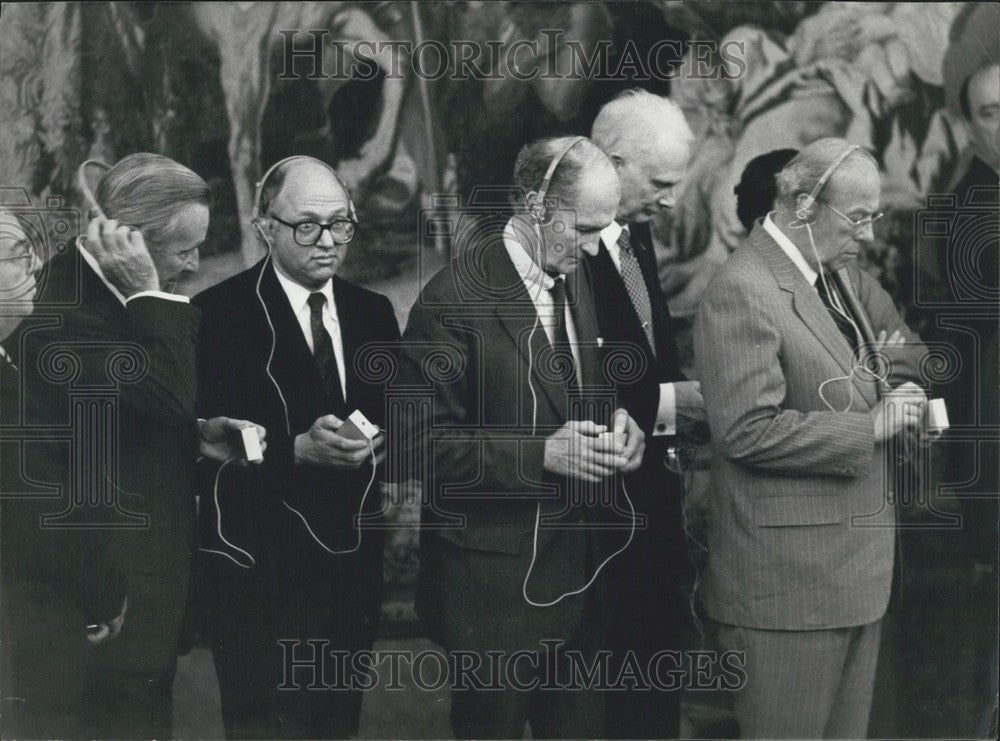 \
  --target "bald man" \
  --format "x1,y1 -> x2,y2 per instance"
193,157 -> 401,739
695,139 -> 930,738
